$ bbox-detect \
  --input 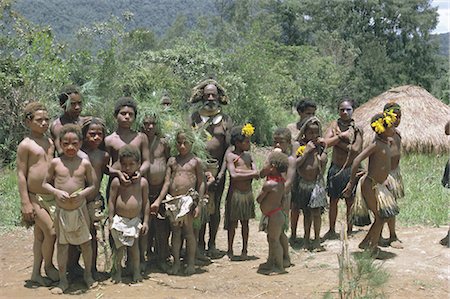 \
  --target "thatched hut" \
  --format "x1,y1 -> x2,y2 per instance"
353,85 -> 450,154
